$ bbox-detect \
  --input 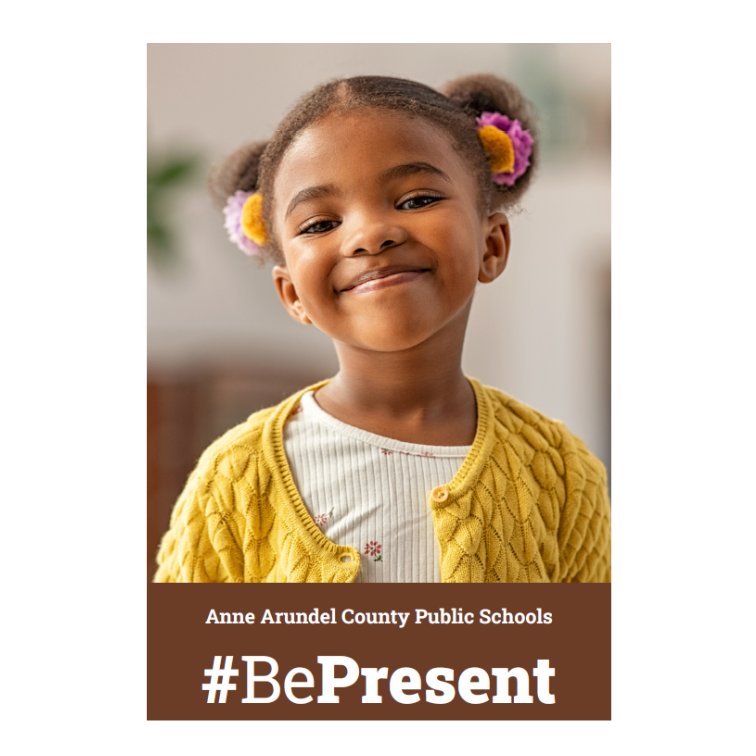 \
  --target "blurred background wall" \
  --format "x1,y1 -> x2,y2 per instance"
147,43 -> 610,579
